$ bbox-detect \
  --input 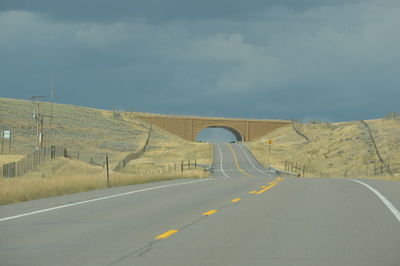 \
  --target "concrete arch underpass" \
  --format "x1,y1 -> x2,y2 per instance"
130,113 -> 291,142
